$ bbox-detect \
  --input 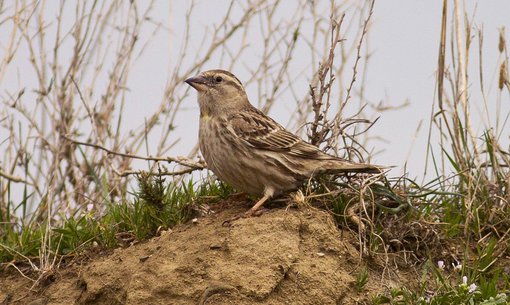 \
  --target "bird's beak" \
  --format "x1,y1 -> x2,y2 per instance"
185,75 -> 208,91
